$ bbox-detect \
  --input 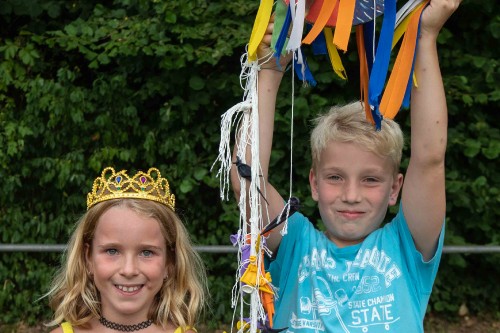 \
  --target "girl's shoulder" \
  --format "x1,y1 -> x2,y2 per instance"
49,322 -> 71,333
48,328 -> 63,333
51,322 -> 196,333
